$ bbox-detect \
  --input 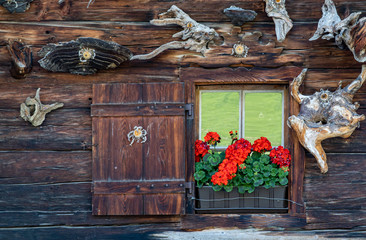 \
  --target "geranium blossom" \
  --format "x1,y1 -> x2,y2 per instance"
204,132 -> 221,146
270,146 -> 291,169
252,137 -> 272,153
194,140 -> 210,162
211,138 -> 251,185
